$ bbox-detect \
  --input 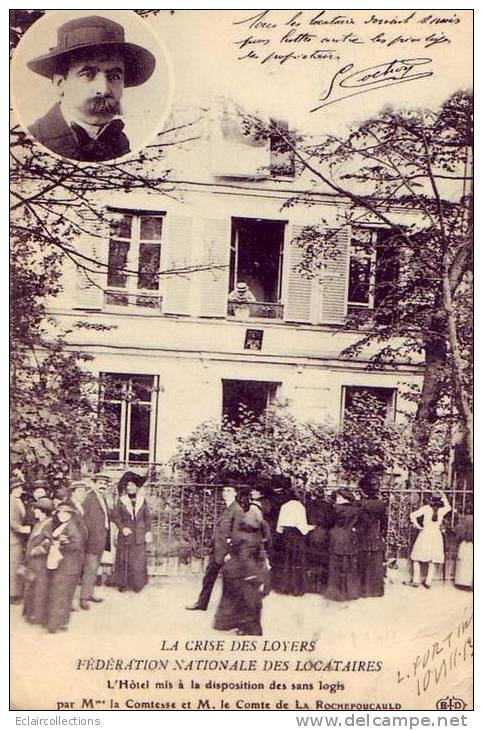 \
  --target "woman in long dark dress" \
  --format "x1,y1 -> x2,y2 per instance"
273,497 -> 313,596
305,490 -> 335,593
112,472 -> 152,593
326,488 -> 361,602
23,497 -> 54,625
358,474 -> 387,598
46,503 -> 83,633
214,502 -> 270,636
